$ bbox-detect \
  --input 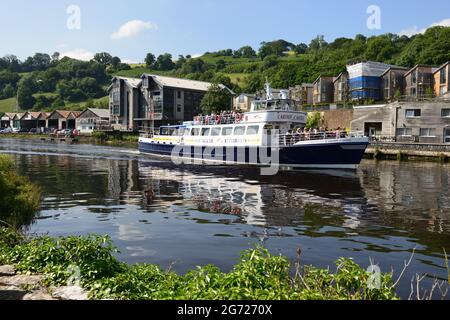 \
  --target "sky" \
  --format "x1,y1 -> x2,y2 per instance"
0,0 -> 449,63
